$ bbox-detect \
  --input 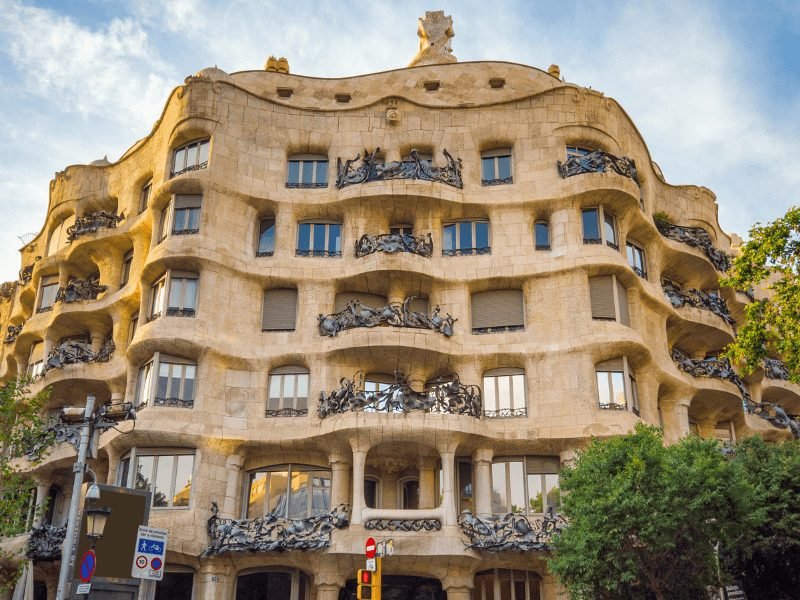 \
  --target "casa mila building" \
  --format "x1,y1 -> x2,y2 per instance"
2,10 -> 798,600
